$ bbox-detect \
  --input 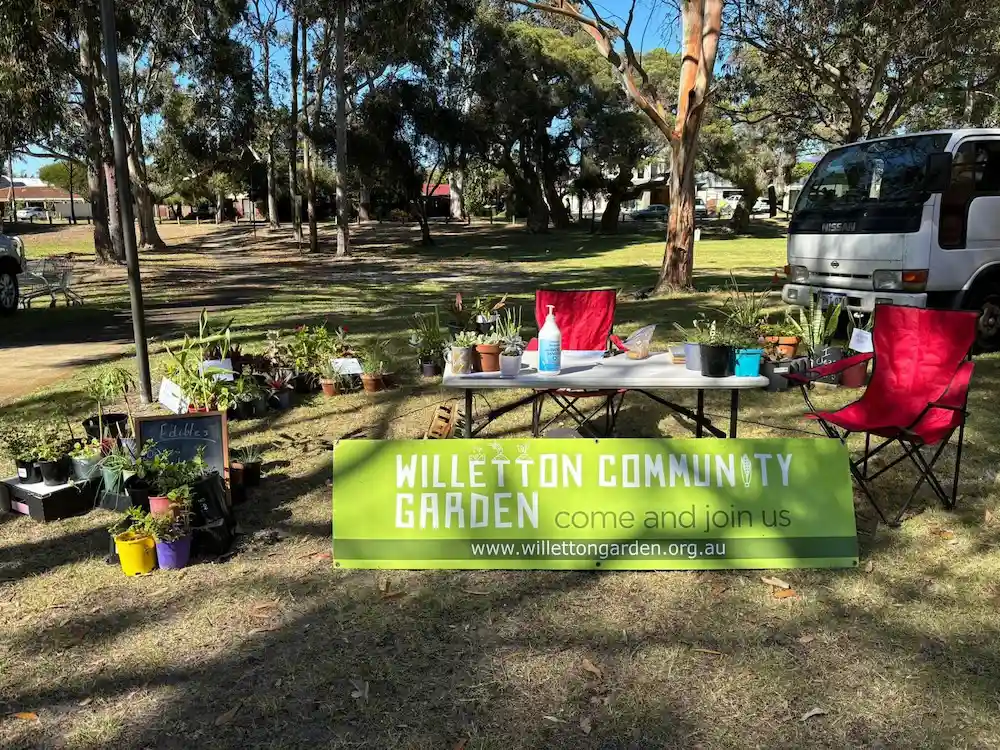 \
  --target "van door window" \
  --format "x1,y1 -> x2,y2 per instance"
939,140 -> 1000,249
